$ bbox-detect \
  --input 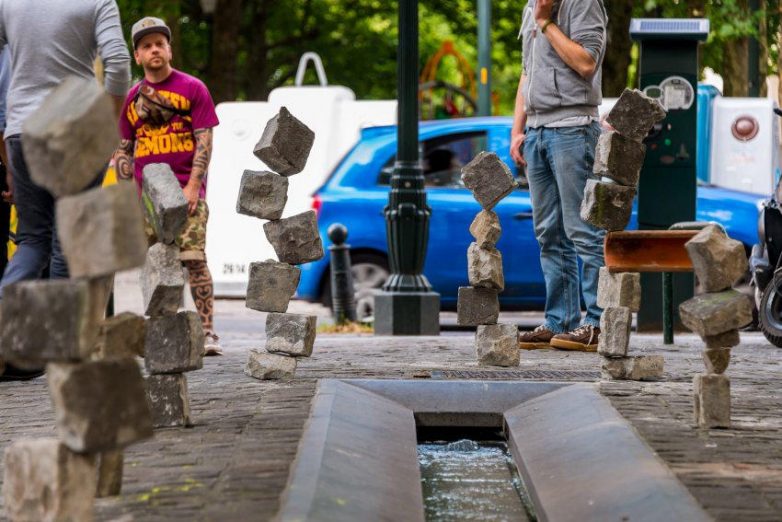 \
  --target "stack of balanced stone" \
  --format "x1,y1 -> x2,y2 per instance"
0,77 -> 153,520
679,225 -> 752,429
140,163 -> 205,428
458,152 -> 519,367
236,107 -> 323,380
